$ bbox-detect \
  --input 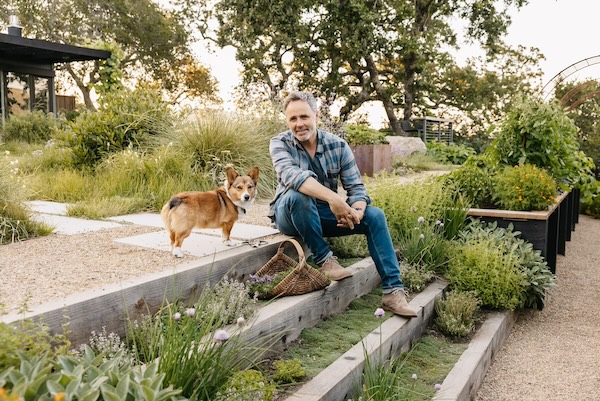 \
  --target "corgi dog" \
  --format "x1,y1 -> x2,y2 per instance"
161,166 -> 259,257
